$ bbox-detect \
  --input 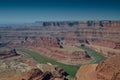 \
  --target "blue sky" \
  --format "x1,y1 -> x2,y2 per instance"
0,0 -> 120,23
